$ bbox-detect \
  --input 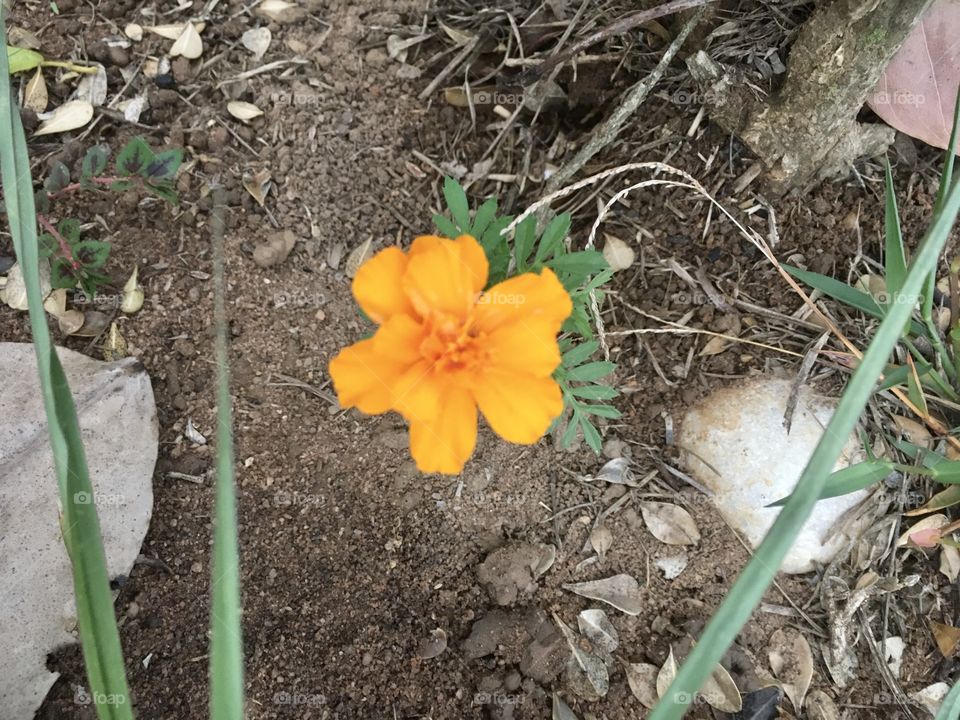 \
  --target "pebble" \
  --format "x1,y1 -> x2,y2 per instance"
190,561 -> 203,574
126,601 -> 140,619
172,338 -> 195,357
